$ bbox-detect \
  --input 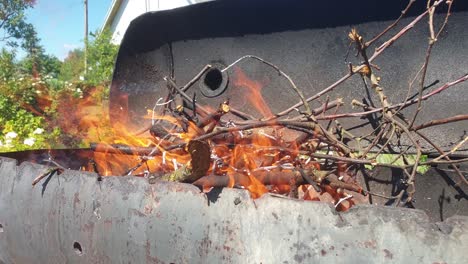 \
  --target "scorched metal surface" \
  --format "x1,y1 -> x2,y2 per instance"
1,0 -> 468,263
1,156 -> 468,263
109,0 -> 468,152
